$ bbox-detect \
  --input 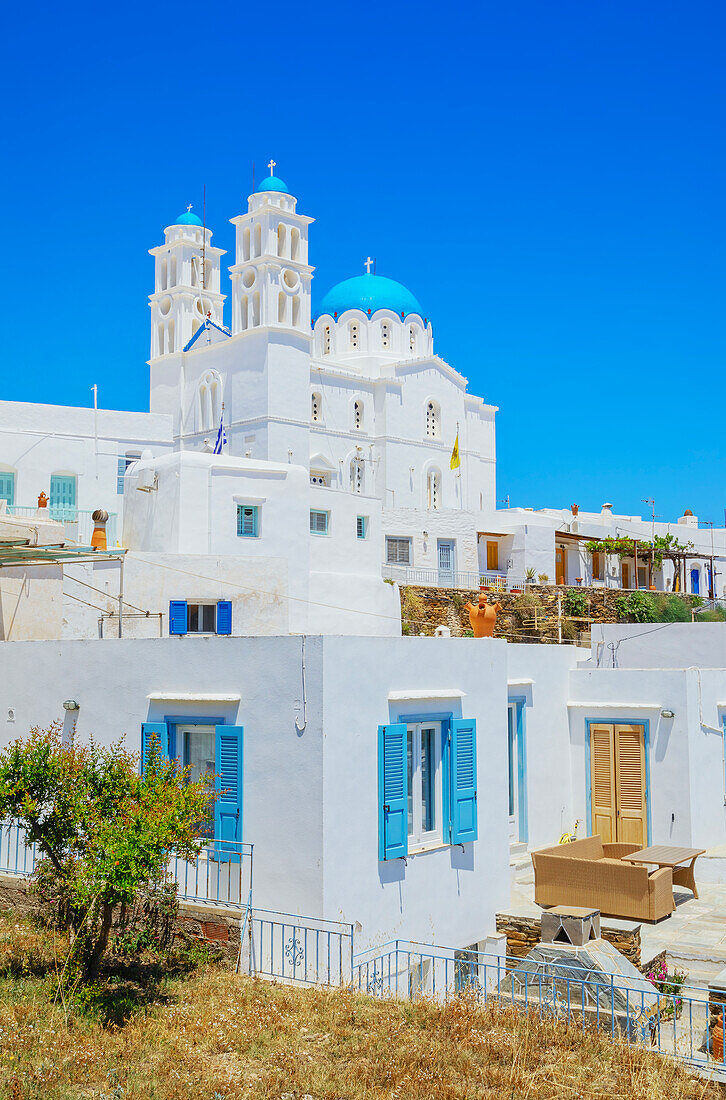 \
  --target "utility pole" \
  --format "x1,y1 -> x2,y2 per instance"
704,521 -> 715,600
